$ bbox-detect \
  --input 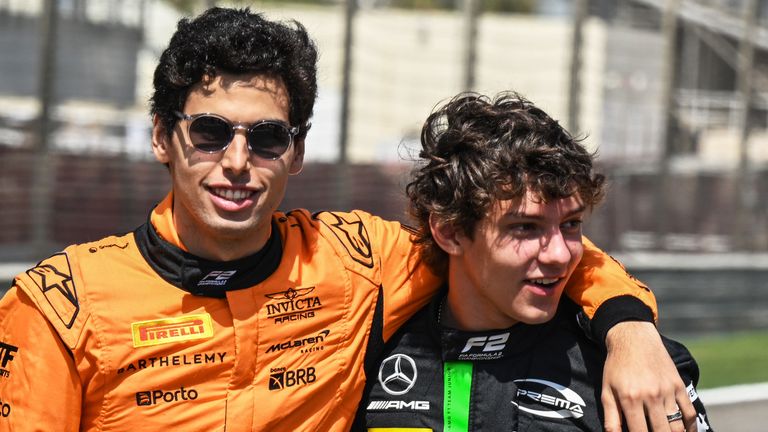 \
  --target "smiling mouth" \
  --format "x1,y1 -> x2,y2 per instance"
525,278 -> 561,288
209,187 -> 253,202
